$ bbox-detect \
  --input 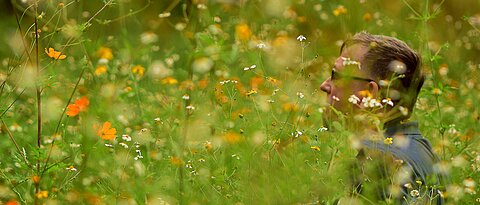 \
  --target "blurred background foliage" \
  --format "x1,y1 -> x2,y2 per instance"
0,0 -> 479,204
